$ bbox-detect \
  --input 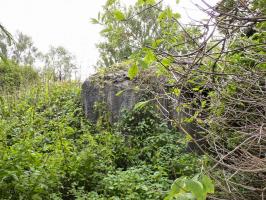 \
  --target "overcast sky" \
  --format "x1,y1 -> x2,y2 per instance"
0,0 -> 218,80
